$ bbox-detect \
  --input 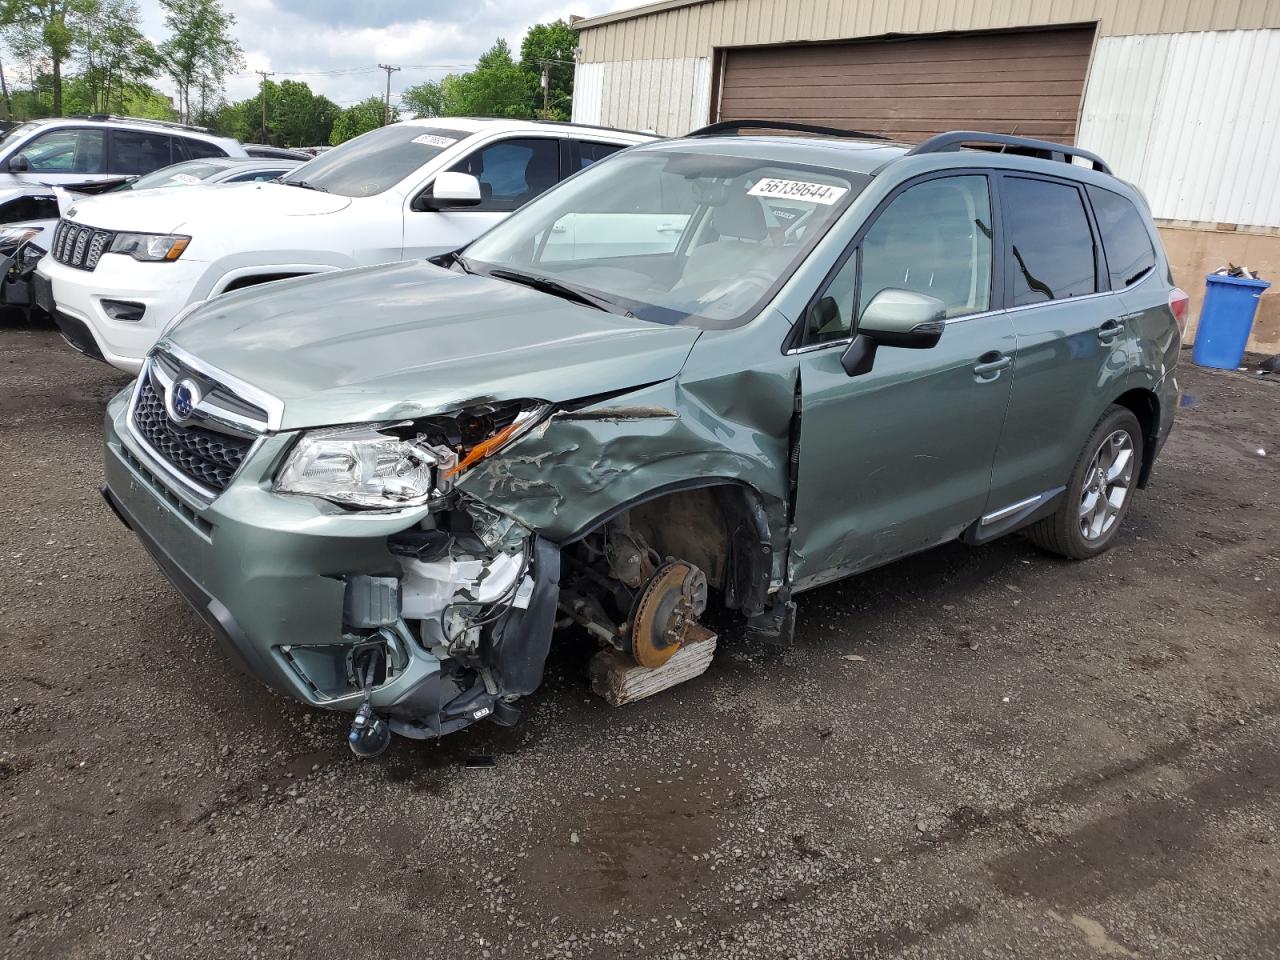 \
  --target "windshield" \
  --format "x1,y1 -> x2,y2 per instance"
280,124 -> 470,197
130,160 -> 226,190
463,149 -> 865,329
0,121 -> 40,151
